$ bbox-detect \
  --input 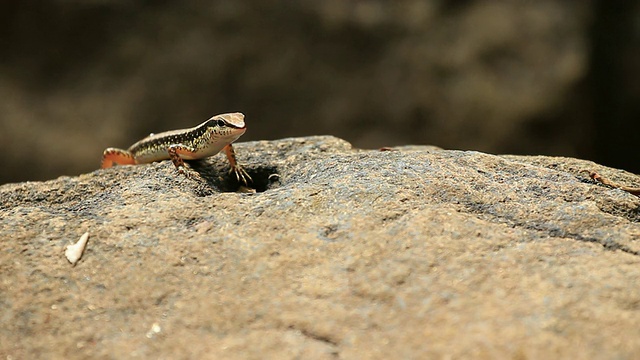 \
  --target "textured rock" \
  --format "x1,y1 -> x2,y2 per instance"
1,136 -> 639,359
